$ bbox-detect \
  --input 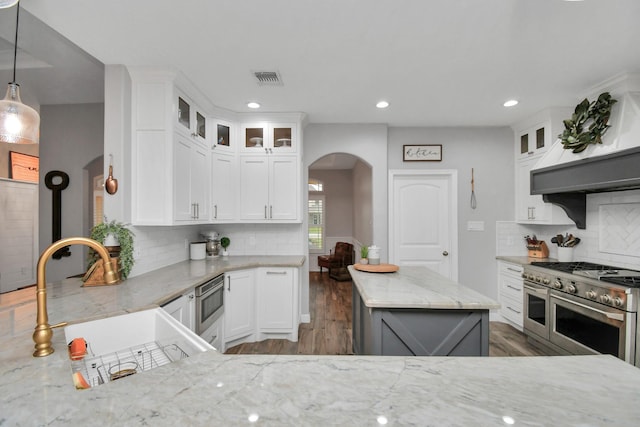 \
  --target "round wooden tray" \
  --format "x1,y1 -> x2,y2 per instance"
353,263 -> 399,273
